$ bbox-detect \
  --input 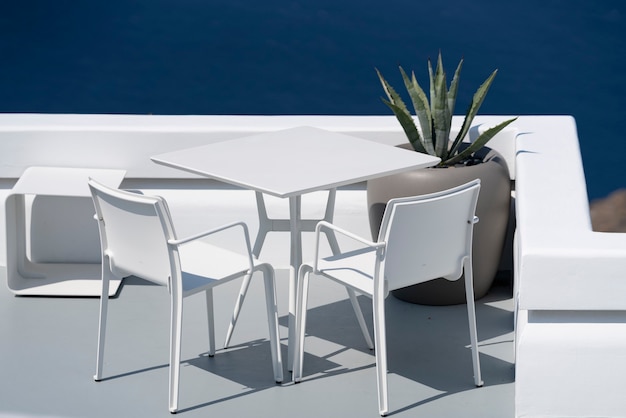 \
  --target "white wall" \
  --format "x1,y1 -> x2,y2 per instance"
512,115 -> 626,417
0,114 -> 517,268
